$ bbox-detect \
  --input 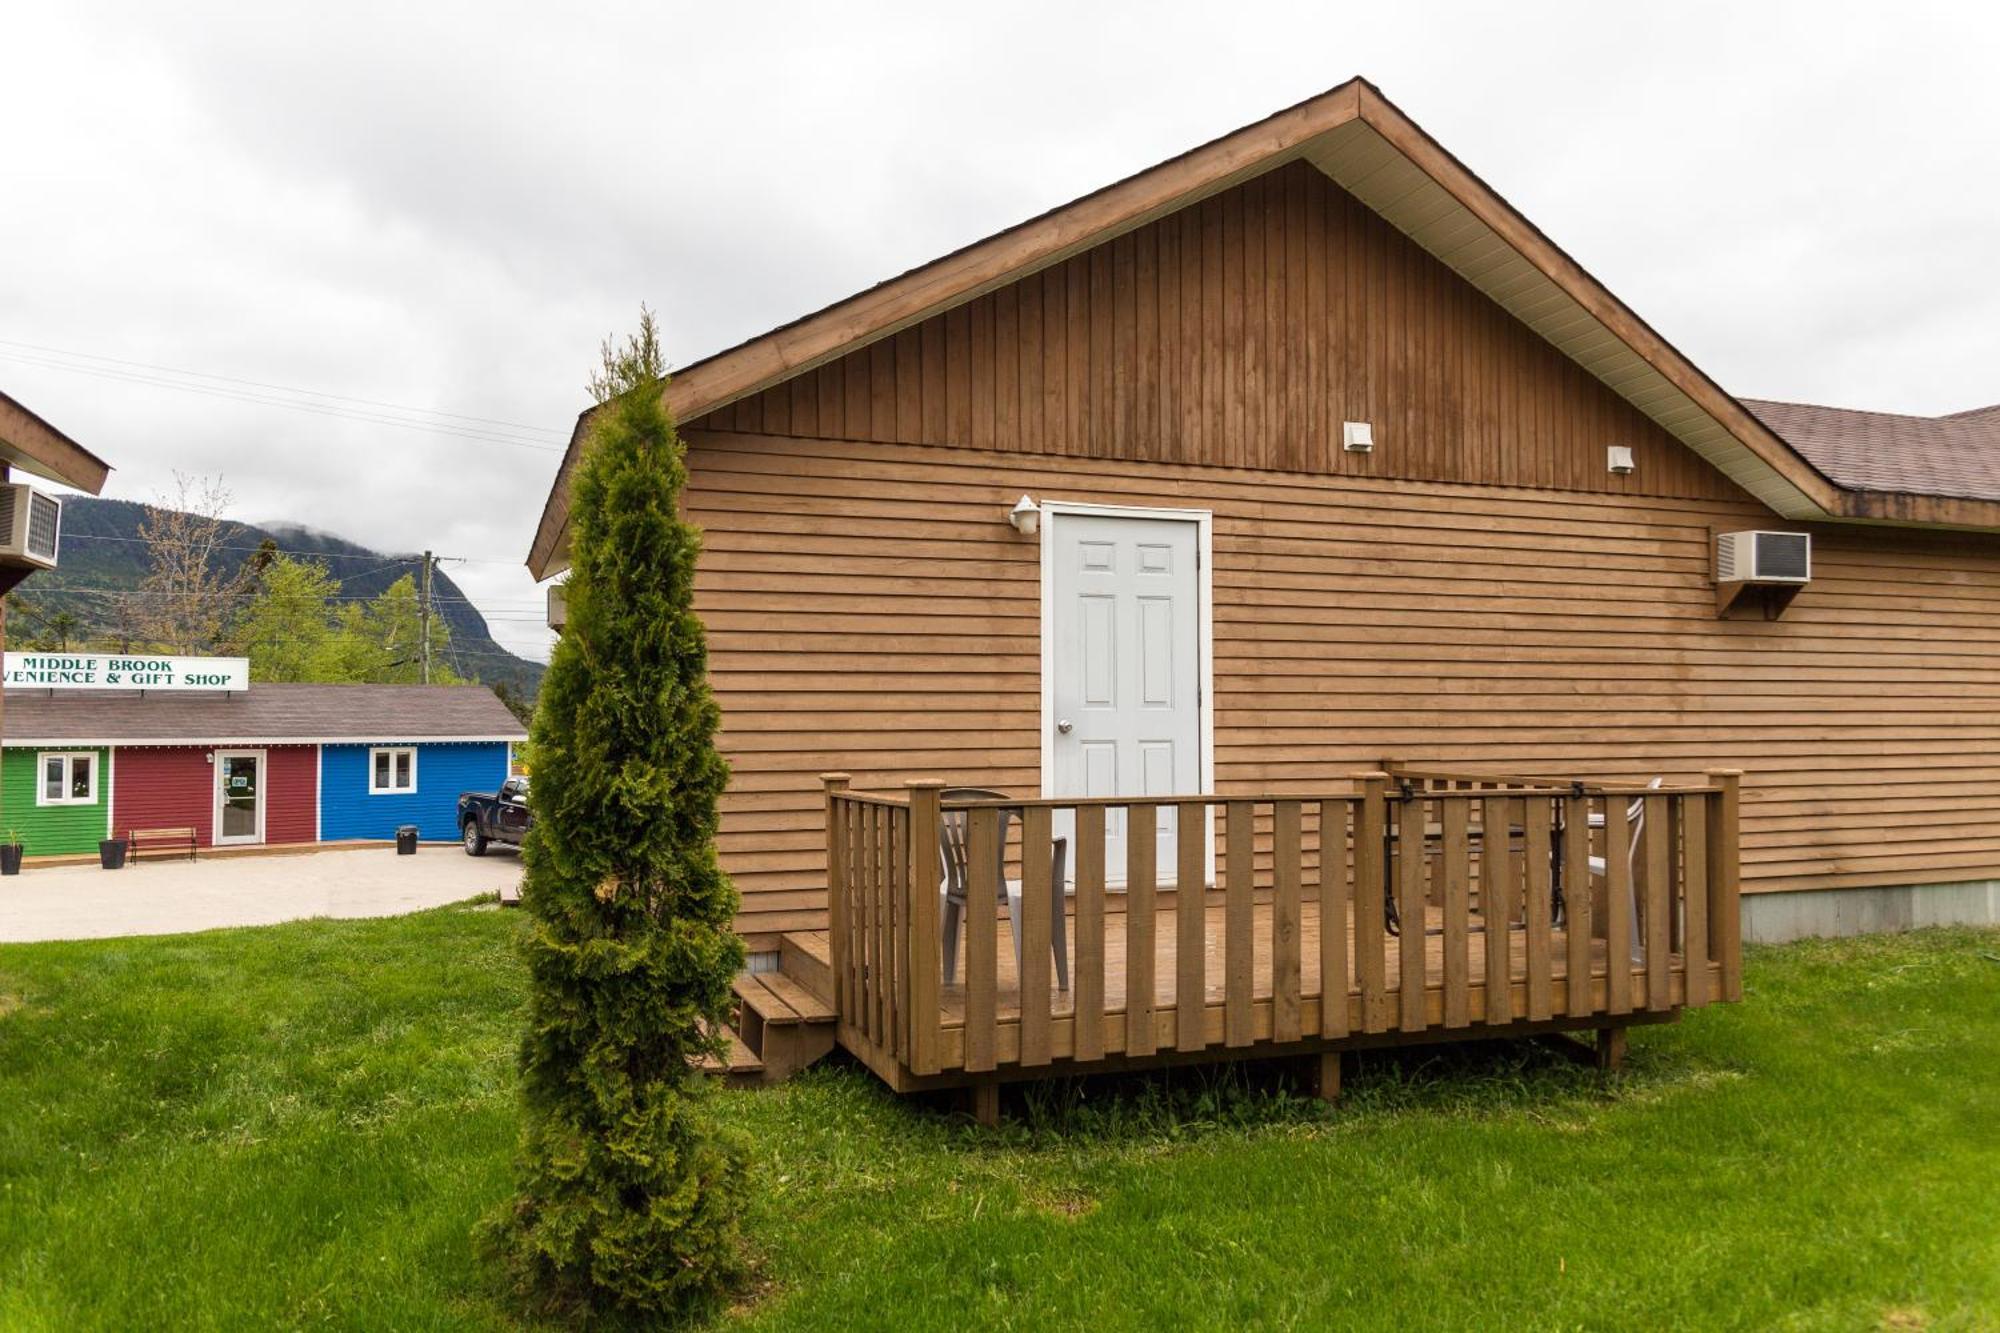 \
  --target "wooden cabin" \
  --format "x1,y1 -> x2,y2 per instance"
527,80 -> 2000,1108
